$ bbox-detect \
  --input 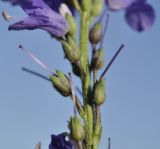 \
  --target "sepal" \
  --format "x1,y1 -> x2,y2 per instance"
50,70 -> 71,96
93,79 -> 106,105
